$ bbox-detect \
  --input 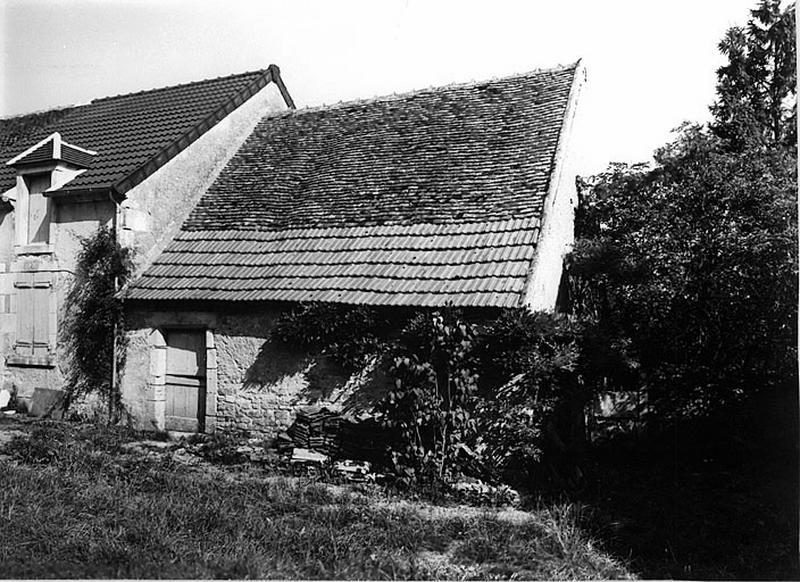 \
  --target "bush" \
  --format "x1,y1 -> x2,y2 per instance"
380,309 -> 479,488
269,303 -> 624,492
474,310 -> 636,490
